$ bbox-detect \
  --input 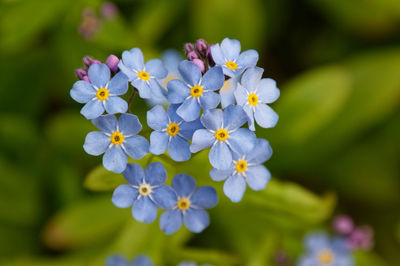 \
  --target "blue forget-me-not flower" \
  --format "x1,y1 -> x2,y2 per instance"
147,104 -> 203,161
83,114 -> 149,173
106,254 -> 153,266
118,48 -> 167,99
167,60 -> 224,122
70,63 -> 129,119
160,174 -> 218,234
112,162 -> 177,223
210,138 -> 272,202
298,232 -> 354,266
190,105 -> 256,170
234,67 -> 279,131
